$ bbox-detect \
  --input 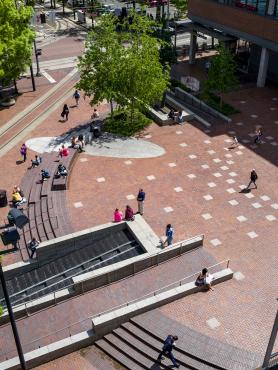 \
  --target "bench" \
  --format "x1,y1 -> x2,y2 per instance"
52,148 -> 78,191
41,153 -> 59,198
